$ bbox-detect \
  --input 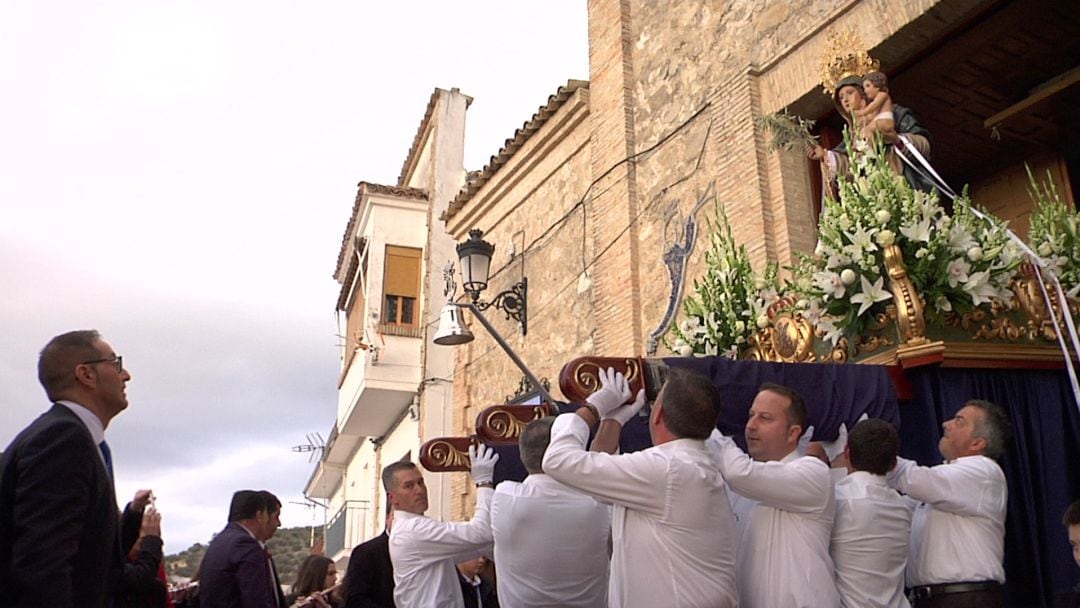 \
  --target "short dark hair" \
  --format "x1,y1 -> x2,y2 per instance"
291,555 -> 334,597
1063,500 -> 1080,527
228,490 -> 281,522
847,419 -> 900,475
382,460 -> 418,493
519,416 -> 555,474
38,330 -> 102,400
966,399 -> 1011,459
659,367 -> 721,440
864,71 -> 889,91
758,383 -> 808,435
